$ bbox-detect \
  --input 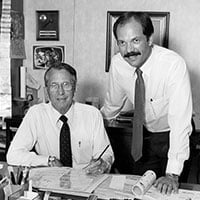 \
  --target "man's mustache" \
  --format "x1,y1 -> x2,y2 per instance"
124,51 -> 141,58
